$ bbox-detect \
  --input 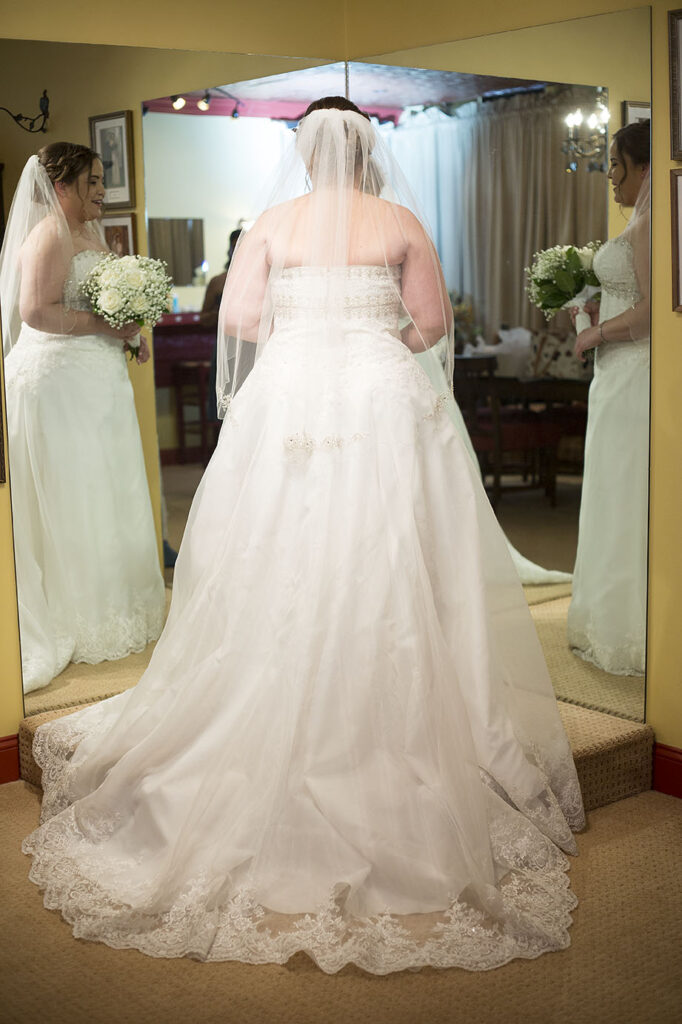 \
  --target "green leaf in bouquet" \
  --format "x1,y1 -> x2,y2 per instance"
554,268 -> 575,295
537,283 -> 567,307
564,246 -> 577,264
